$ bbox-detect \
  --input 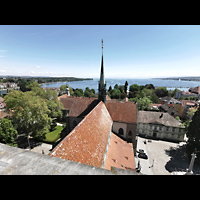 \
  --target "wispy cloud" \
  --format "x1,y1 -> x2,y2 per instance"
36,65 -> 41,68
